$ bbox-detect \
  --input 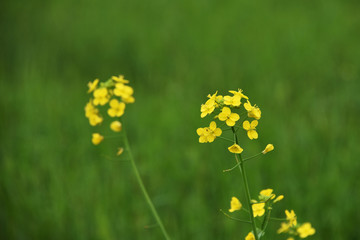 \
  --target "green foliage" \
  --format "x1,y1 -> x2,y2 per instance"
1,0 -> 360,239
